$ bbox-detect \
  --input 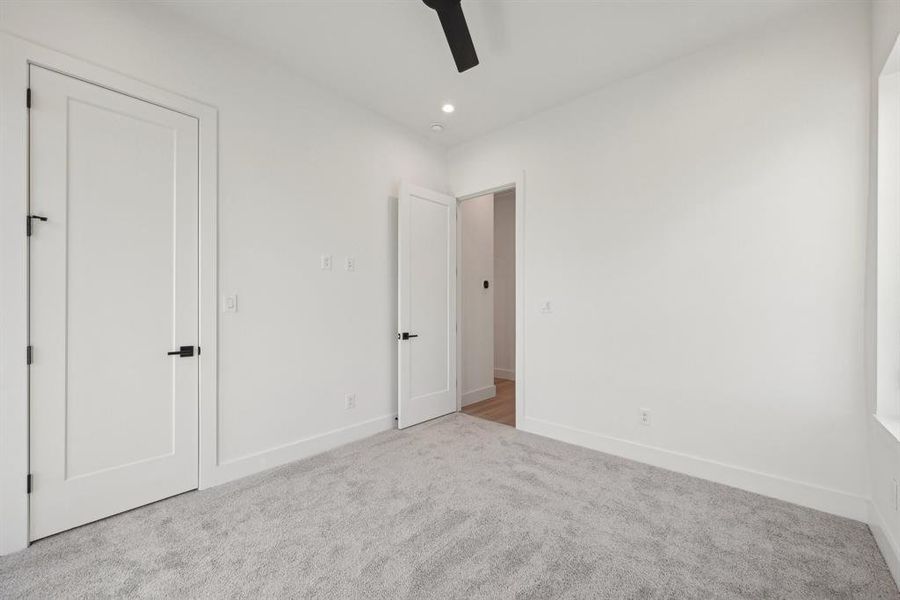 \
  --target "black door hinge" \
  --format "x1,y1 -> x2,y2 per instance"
26,88 -> 31,109
26,474 -> 32,494
26,346 -> 32,365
